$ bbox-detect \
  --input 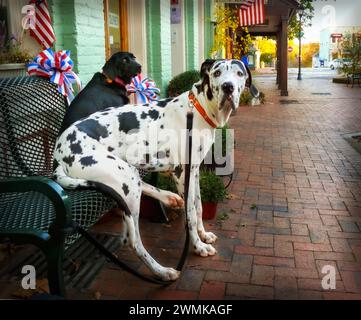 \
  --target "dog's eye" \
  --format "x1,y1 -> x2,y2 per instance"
214,70 -> 221,77
237,71 -> 243,77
